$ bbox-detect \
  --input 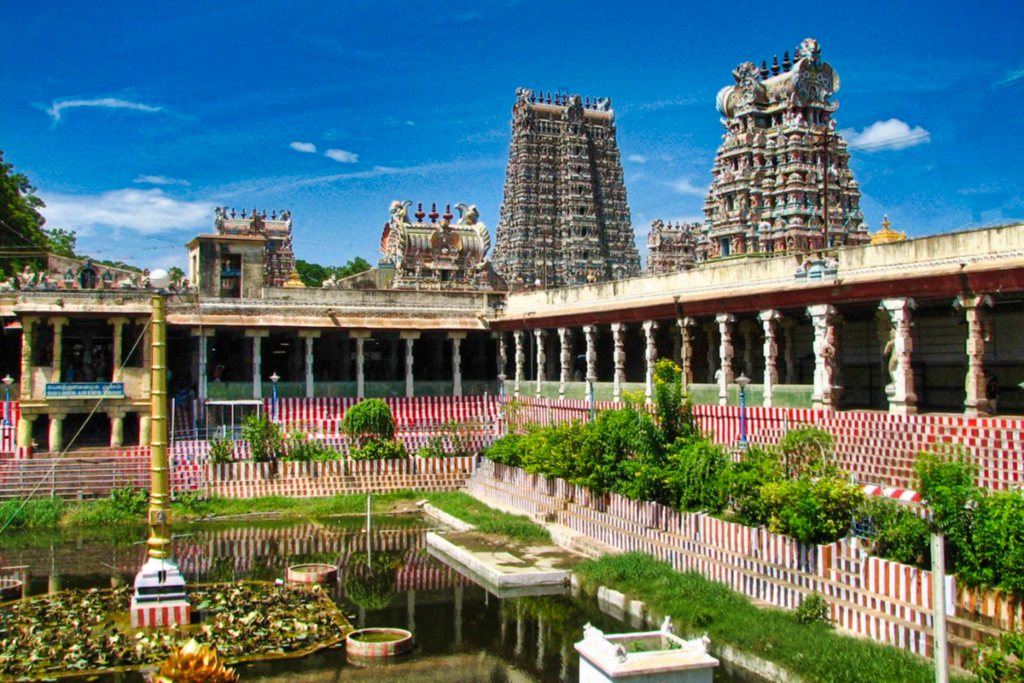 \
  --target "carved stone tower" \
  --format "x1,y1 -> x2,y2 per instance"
215,207 -> 295,287
698,38 -> 869,261
492,88 -> 641,290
